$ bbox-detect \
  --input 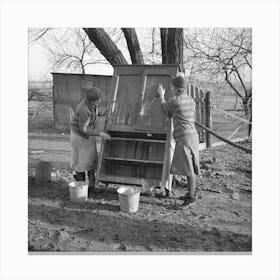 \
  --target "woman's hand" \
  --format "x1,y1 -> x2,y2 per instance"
98,107 -> 110,117
99,132 -> 111,140
156,84 -> 166,99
